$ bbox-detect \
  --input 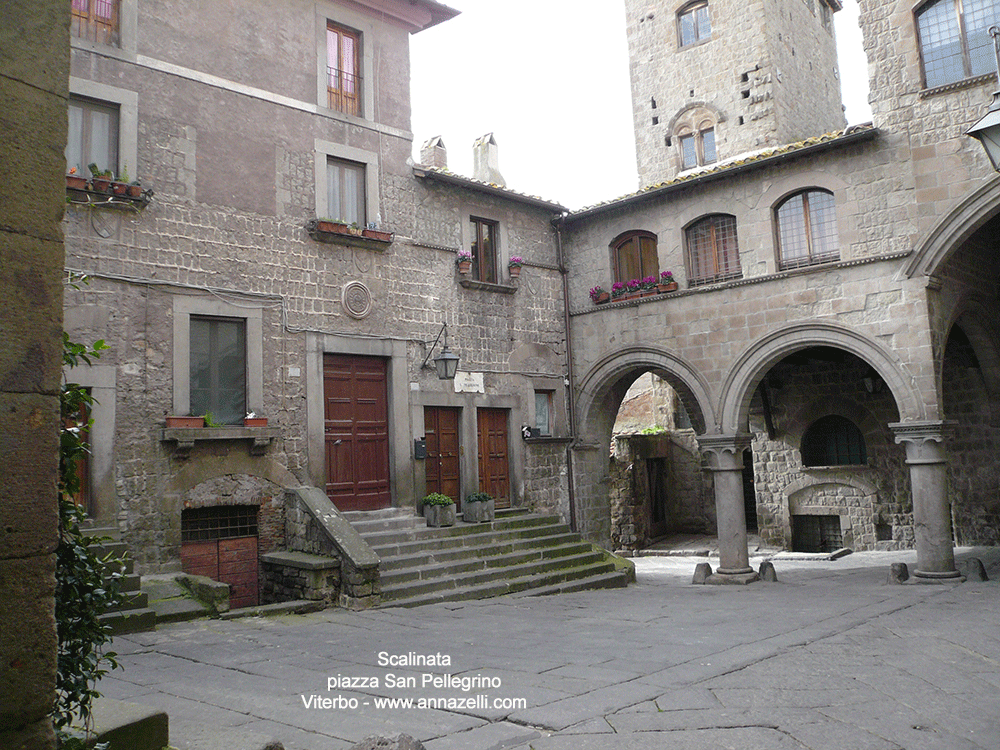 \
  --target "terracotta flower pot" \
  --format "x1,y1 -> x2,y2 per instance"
166,416 -> 204,428
111,181 -> 128,196
658,281 -> 679,293
592,292 -> 610,304
458,259 -> 472,275
244,417 -> 268,428
92,177 -> 111,193
508,265 -> 522,279
66,174 -> 88,190
127,184 -> 143,198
